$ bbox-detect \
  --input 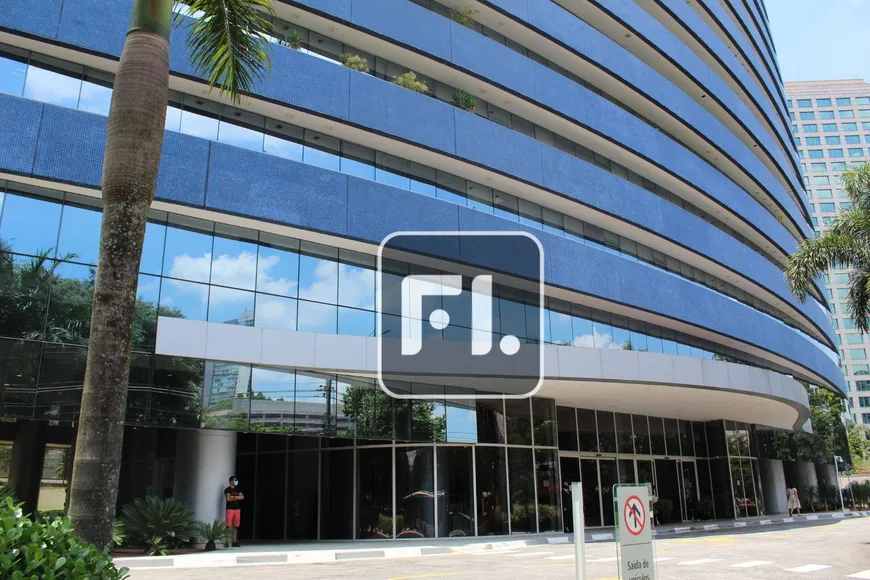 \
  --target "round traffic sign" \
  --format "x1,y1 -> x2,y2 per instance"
623,495 -> 646,536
